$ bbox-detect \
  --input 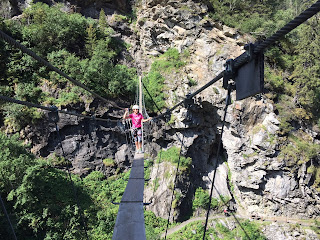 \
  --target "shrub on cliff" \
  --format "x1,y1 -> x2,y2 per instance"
0,2 -> 137,131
